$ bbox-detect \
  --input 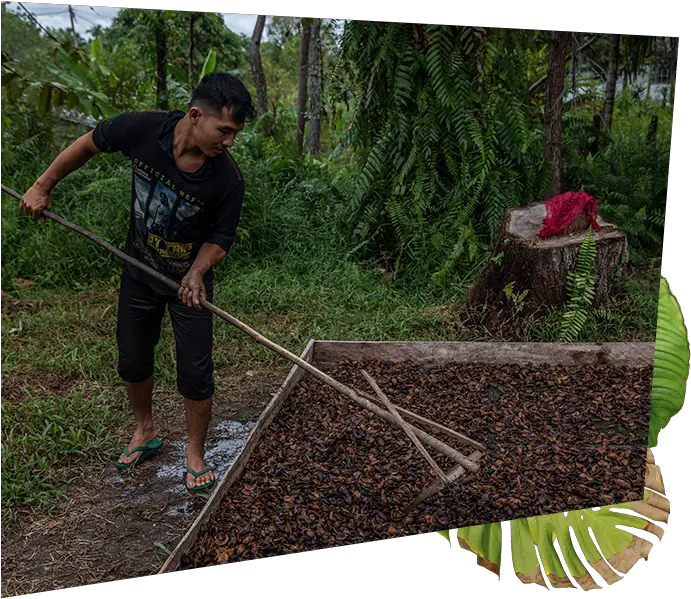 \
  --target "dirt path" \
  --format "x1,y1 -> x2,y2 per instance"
1,367 -> 287,597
